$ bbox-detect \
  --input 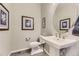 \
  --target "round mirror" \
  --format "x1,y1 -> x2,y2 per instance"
53,3 -> 78,34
